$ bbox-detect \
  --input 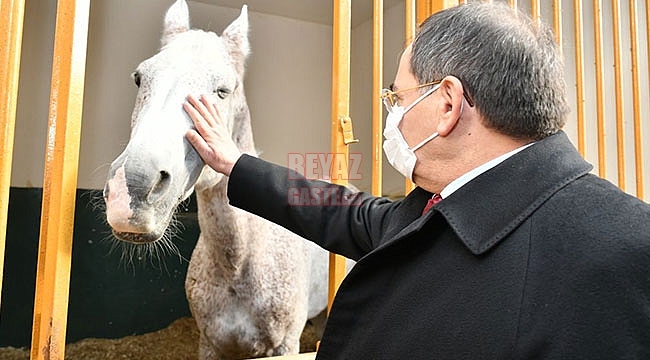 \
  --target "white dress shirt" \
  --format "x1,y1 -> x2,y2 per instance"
439,142 -> 535,199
